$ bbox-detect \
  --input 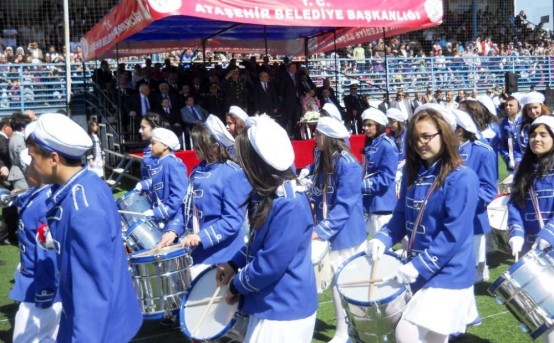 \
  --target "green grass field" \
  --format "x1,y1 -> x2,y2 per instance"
0,162 -> 539,342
